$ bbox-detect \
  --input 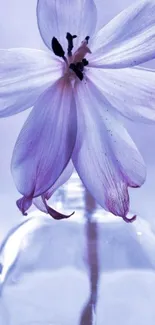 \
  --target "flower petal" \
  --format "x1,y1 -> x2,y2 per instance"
90,0 -> 155,68
11,78 -> 77,198
18,195 -> 74,220
16,196 -> 32,216
72,80 -> 146,220
37,0 -> 97,51
87,66 -> 155,123
0,49 -> 62,117
33,161 -> 74,219
32,196 -> 47,214
45,160 -> 74,200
